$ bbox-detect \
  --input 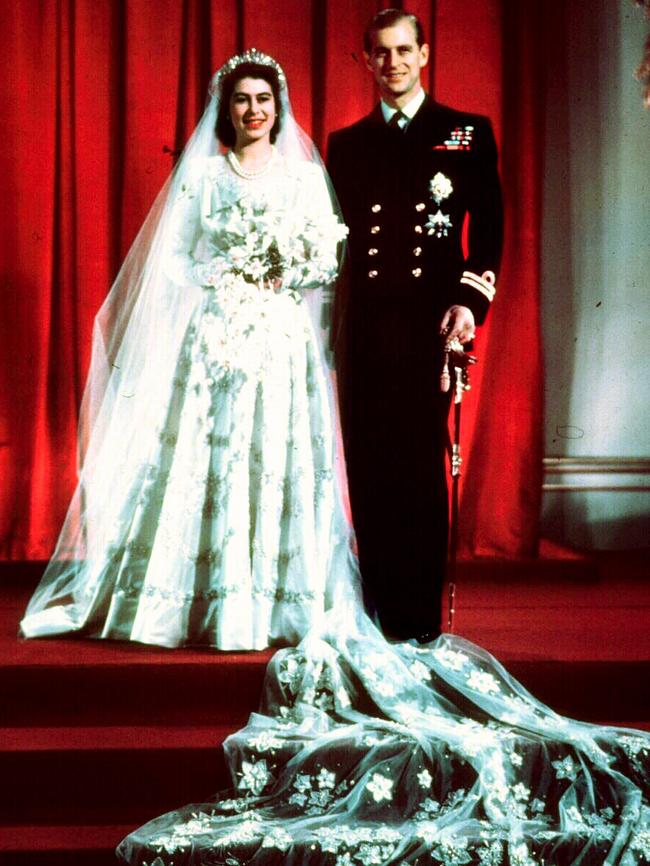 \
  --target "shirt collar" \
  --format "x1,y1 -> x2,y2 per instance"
381,87 -> 426,126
